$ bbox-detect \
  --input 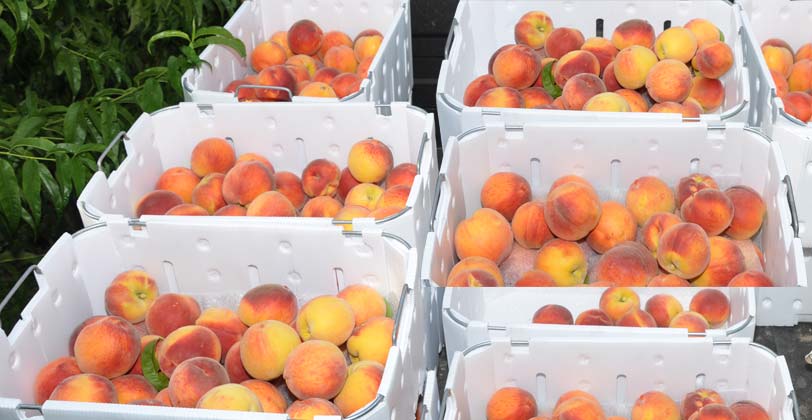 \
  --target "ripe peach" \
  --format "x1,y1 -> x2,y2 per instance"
165,203 -> 208,216
480,172 -> 531,221
655,27 -> 698,62
640,212 -> 682,255
168,357 -> 229,408
454,208 -> 514,264
246,191 -> 297,217
318,31 -> 353,59
555,390 -> 601,410
670,311 -> 711,333
728,271 -> 774,287
554,50 -> 601,88
626,176 -> 677,226
521,87 -> 554,108
682,98 -> 704,117
553,395 -> 605,419
464,74 -> 500,106
130,399 -> 165,406
284,340 -> 348,400
324,45 -> 357,73
354,35 -> 382,63
331,72 -> 363,99
238,284 -> 298,326
347,316 -> 394,366
240,320 -> 301,380
155,167 -> 200,203
348,138 -> 393,184
446,269 -> 501,287
222,161 -> 275,206
575,309 -> 613,326
692,404 -> 739,420
593,242 -> 659,287
763,45 -> 794,78
493,45 -> 541,89
514,11 -> 554,50
646,59 -> 693,103
772,70 -> 789,97
287,398 -> 342,420
515,270 -> 557,287
135,190 -> 184,217
694,41 -> 734,79
605,90 -> 646,112
561,73 -> 606,110
685,19 -> 723,46
447,256 -> 505,287
251,41 -> 288,72
648,273 -> 691,287
288,20 -> 323,56
487,387 -> 538,420
334,205 -> 372,229
191,137 -> 236,177
49,373 -> 117,403
545,27 -> 585,59
688,76 -> 725,112
297,295 -> 355,345
157,325 -> 222,375
690,289 -> 730,327
256,65 -> 297,101
225,342 -> 251,384
34,357 -> 82,404
337,167 -> 362,201
582,37 -> 618,72
69,316 -> 104,356
299,82 -> 338,98
657,223 -> 711,279
676,173 -> 719,206
334,361 -> 384,417
603,62 -> 623,92
196,383 -> 262,412
192,173 -> 226,214
301,158 -> 341,197
273,31 -> 295,57
345,183 -> 385,210
376,185 -> 410,210
683,389 -> 725,419
313,67 -> 340,84
272,171 -> 306,210
586,201 -> 636,253
617,308 -> 657,328
599,287 -> 641,323
693,236 -> 746,287
338,285 -> 386,326
155,388 -> 172,406
787,59 -> 812,92
612,19 -> 655,50
631,391 -> 680,420
783,92 -> 812,121
649,102 -> 688,115
112,375 -> 156,404
797,43 -> 812,62
301,196 -> 343,217
534,239 -> 587,286
195,307 -> 246,361
681,189 -> 734,236
369,206 -> 401,220
645,294 -> 684,327
241,379 -> 287,413
532,304 -> 574,325
74,316 -> 140,378
476,87 -> 525,108
730,401 -> 770,420
512,201 -> 554,249
614,46 -> 659,90
104,270 -> 158,324
386,163 -> 417,189
214,204 -> 246,216
545,182 -> 602,240
236,153 -> 272,173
